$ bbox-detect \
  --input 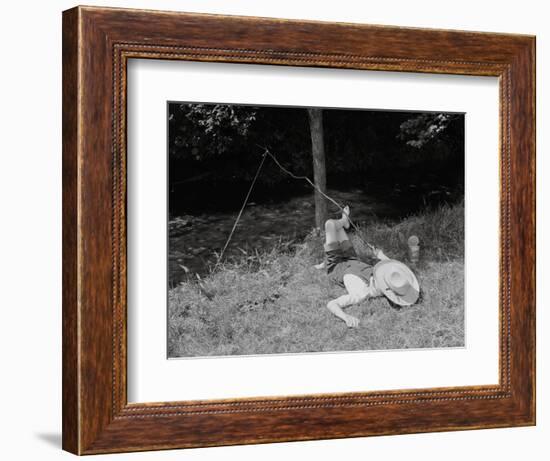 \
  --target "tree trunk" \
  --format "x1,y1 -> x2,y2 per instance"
307,108 -> 328,230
